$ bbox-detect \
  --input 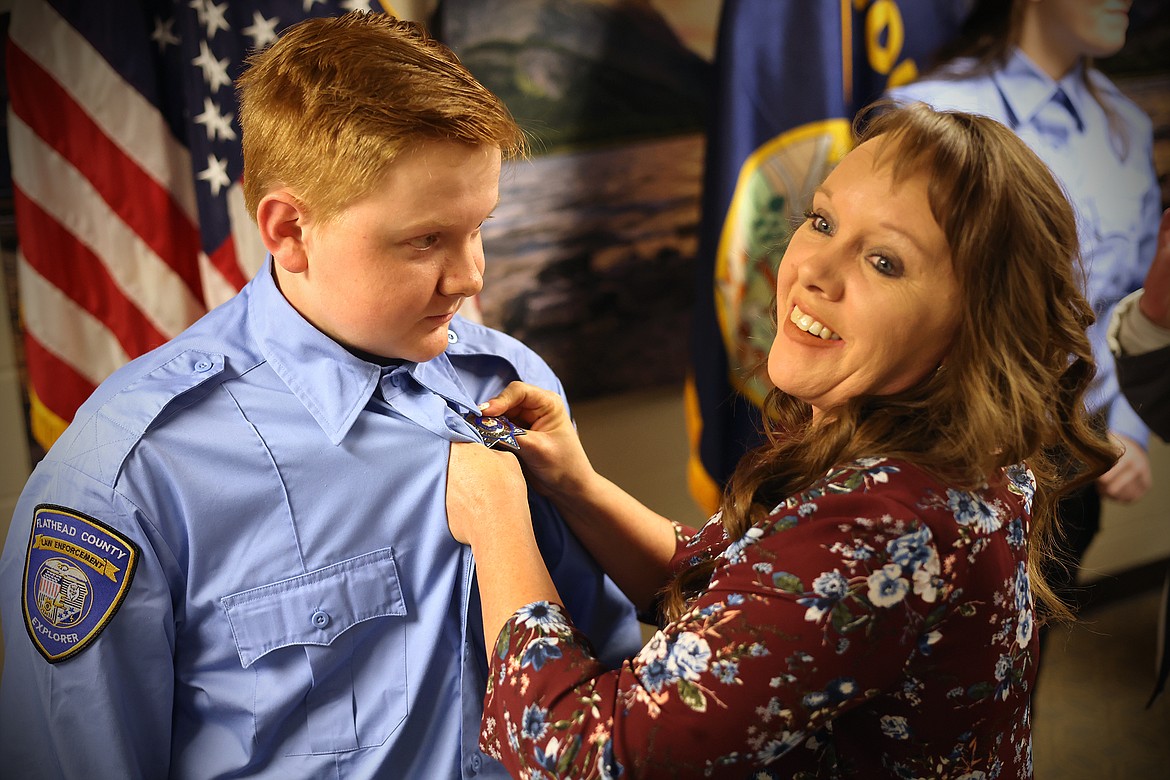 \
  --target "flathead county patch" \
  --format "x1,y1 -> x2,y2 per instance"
23,504 -> 139,663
